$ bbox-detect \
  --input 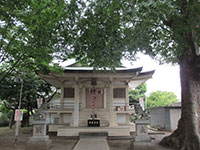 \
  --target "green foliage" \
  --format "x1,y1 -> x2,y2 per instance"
147,91 -> 178,109
0,0 -> 198,148
0,0 -> 68,82
129,83 -> 147,104
64,0 -> 199,66
1,0 -> 200,71
1,0 -> 199,72
0,72 -> 53,112
0,100 -> 12,126
67,0 -> 127,68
